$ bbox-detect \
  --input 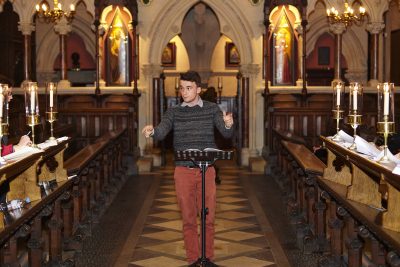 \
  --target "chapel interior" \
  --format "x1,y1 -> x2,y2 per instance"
0,0 -> 399,266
